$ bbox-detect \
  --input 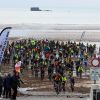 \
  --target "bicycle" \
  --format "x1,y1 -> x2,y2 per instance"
54,81 -> 61,95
